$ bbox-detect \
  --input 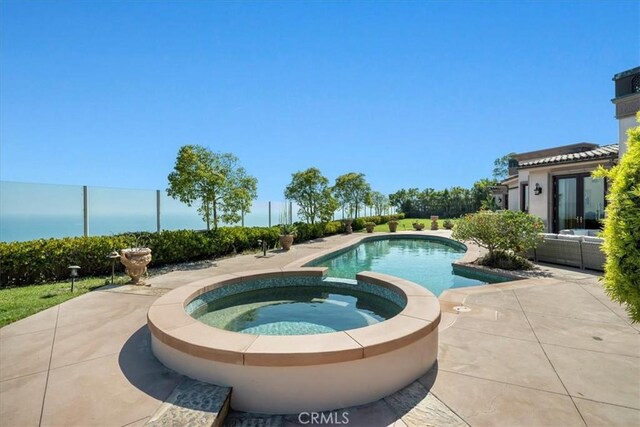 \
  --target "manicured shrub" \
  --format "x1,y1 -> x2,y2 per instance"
452,210 -> 544,270
323,220 -> 345,235
593,114 -> 640,322
0,226 -> 280,288
352,218 -> 366,231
